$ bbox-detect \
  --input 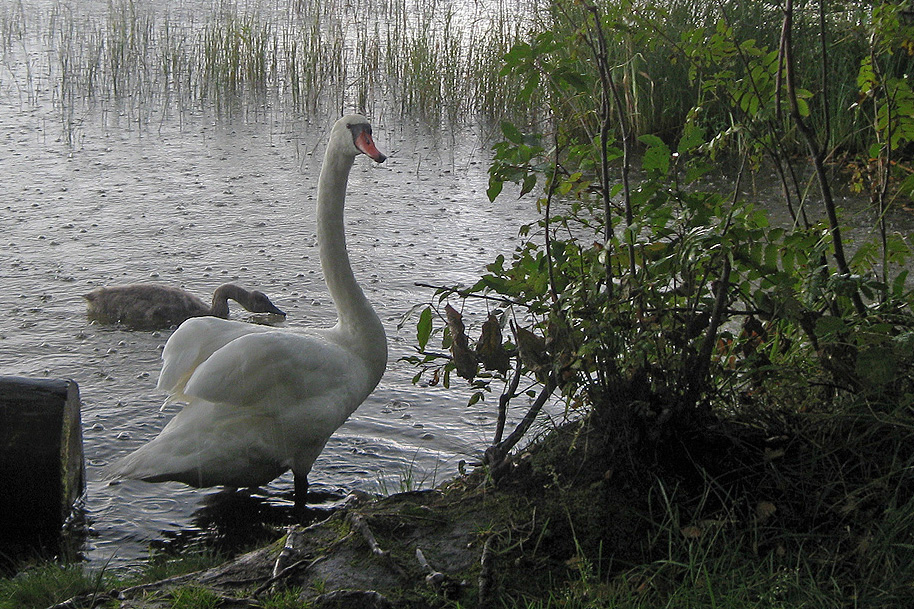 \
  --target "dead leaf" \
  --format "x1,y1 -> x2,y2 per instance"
476,313 -> 510,373
512,321 -> 549,379
756,501 -> 777,522
445,305 -> 478,380
680,525 -> 702,539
